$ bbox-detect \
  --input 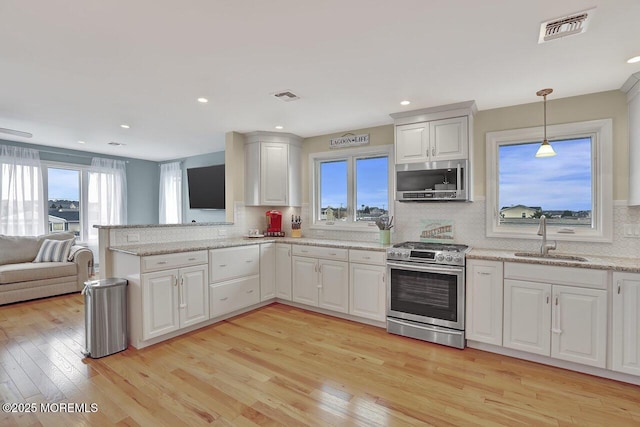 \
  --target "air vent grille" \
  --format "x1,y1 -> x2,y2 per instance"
539,8 -> 595,43
272,90 -> 300,102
